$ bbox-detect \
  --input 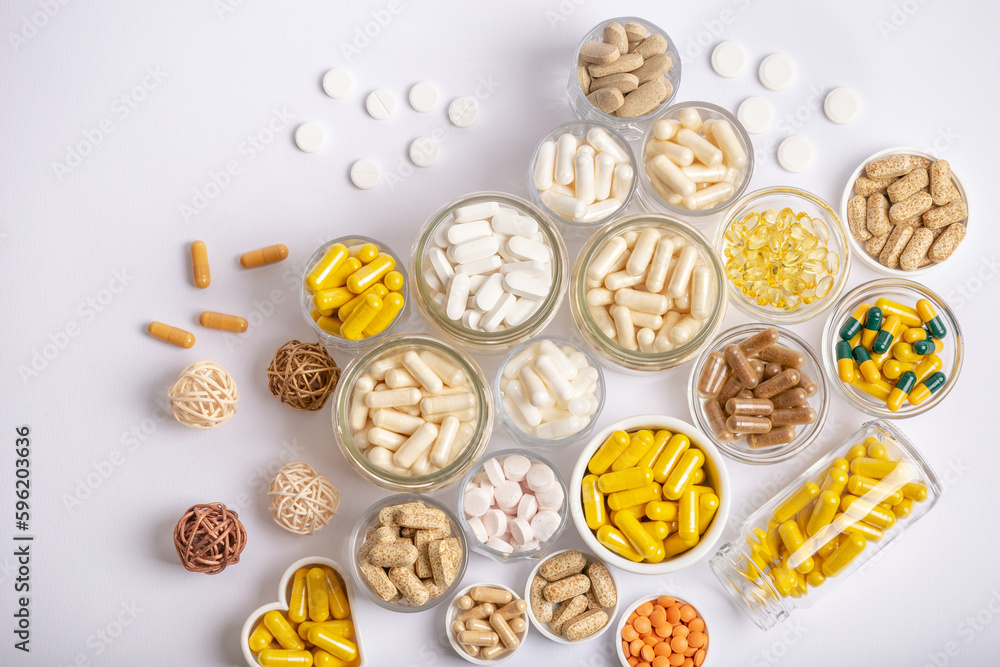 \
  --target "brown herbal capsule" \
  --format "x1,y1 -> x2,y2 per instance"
748,425 -> 796,449
697,351 -> 729,397
716,374 -> 743,405
726,415 -> 772,434
725,397 -> 775,416
723,344 -> 757,389
704,398 -> 733,444
191,240 -> 210,288
738,328 -> 780,356
796,370 -> 818,397
763,362 -> 783,379
754,368 -> 800,399
770,407 -> 818,426
759,344 -> 806,369
771,387 -> 809,409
